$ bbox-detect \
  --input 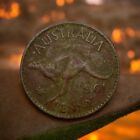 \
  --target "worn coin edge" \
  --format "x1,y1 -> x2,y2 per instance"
20,22 -> 120,119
